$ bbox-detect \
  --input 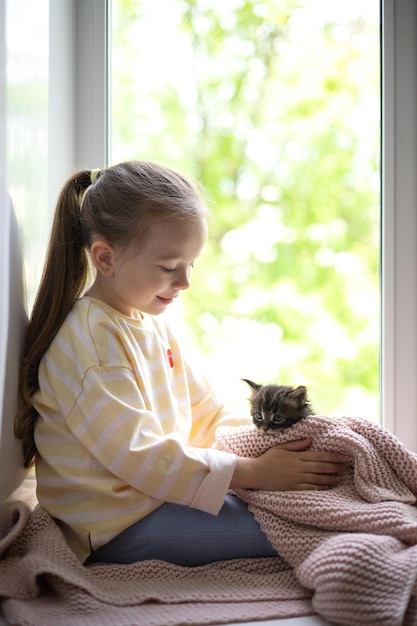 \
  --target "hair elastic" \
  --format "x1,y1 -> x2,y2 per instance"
90,168 -> 101,184
80,168 -> 101,210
